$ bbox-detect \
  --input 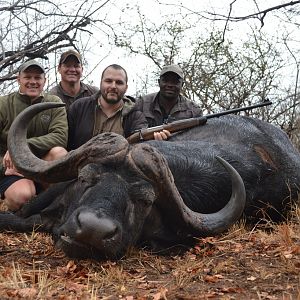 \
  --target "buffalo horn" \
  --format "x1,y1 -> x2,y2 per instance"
127,143 -> 246,236
7,102 -> 129,183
